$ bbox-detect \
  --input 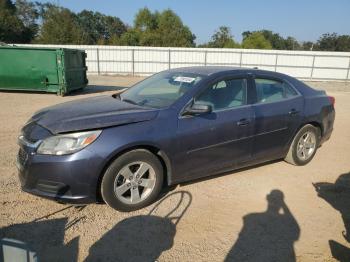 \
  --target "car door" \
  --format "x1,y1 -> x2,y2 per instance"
251,75 -> 304,160
174,75 -> 255,181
